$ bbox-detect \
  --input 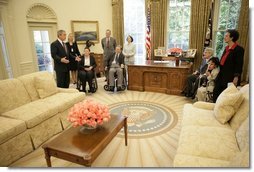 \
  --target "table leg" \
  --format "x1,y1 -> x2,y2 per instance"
43,148 -> 52,167
124,117 -> 128,146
